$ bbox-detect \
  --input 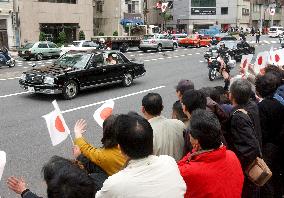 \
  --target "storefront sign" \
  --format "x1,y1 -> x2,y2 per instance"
191,8 -> 216,15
